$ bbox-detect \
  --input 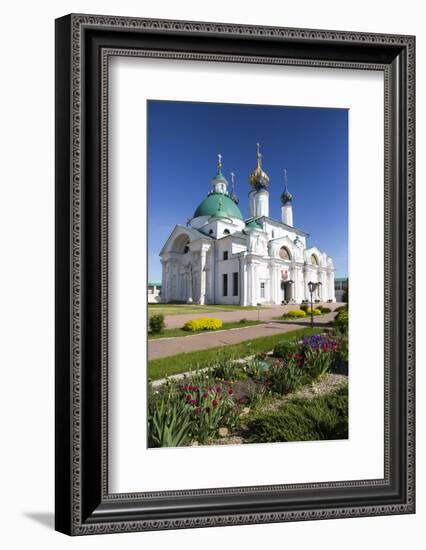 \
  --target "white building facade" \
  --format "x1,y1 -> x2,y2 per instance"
159,147 -> 335,306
